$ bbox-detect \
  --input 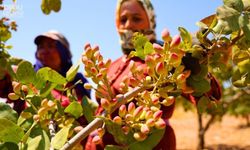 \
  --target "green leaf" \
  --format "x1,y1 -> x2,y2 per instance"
51,0 -> 61,12
41,0 -> 51,15
27,135 -> 42,150
16,61 -> 36,84
0,28 -> 11,42
40,82 -> 57,98
178,27 -> 192,48
65,101 -> 83,118
36,67 -> 67,84
197,96 -> 210,114
0,142 -> 19,150
223,0 -> 244,12
187,77 -> 211,95
144,42 -> 154,55
133,32 -> 149,60
129,129 -> 165,150
105,145 -> 128,150
27,127 -> 50,150
21,122 -> 37,144
216,5 -> 241,32
66,64 -> 79,82
81,96 -> 97,123
237,59 -> 250,74
51,126 -> 70,149
0,102 -> 18,123
0,118 -> 24,144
